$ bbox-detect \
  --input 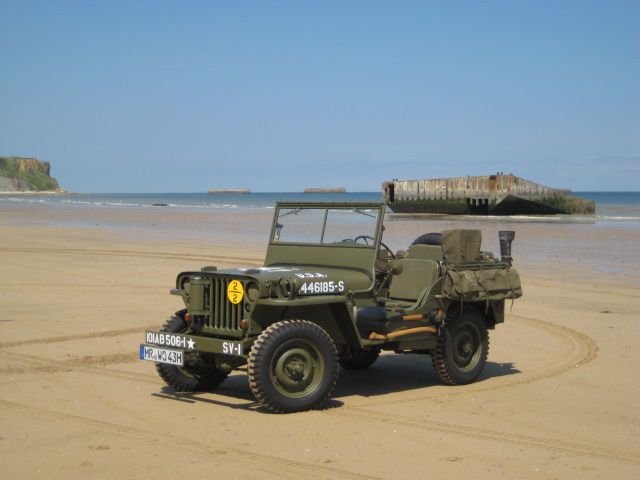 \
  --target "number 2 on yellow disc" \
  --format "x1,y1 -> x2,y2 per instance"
227,280 -> 244,304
